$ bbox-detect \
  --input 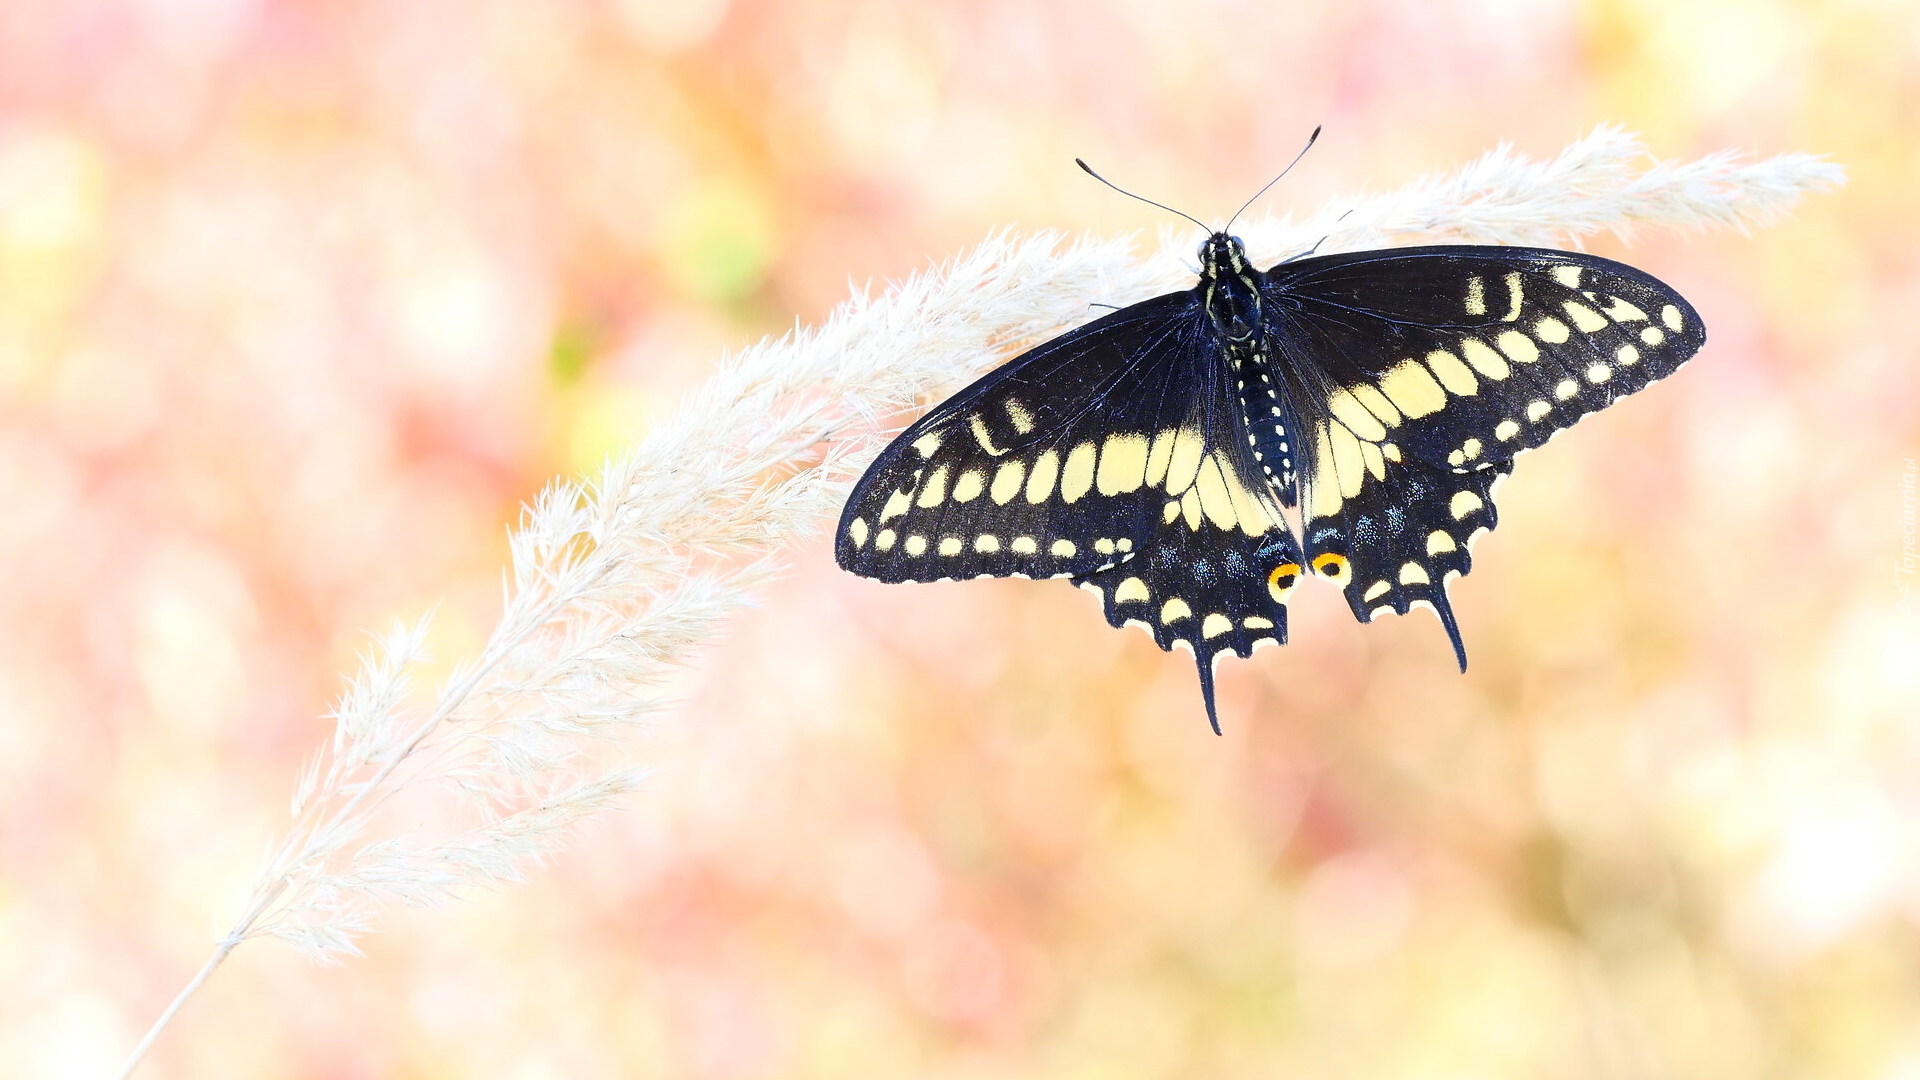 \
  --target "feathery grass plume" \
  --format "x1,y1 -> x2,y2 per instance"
115,127 -> 1843,1078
